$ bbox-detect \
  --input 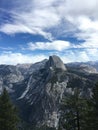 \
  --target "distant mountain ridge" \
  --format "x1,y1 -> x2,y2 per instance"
0,55 -> 98,129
